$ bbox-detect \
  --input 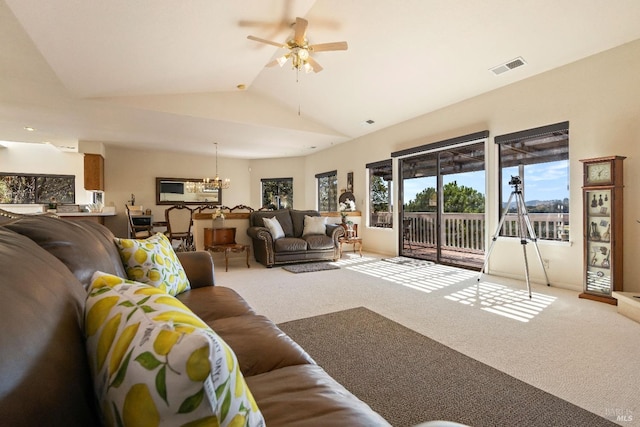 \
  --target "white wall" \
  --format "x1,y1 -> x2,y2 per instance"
102,146 -> 252,237
299,39 -> 640,292
2,40 -> 639,292
247,156 -> 308,208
